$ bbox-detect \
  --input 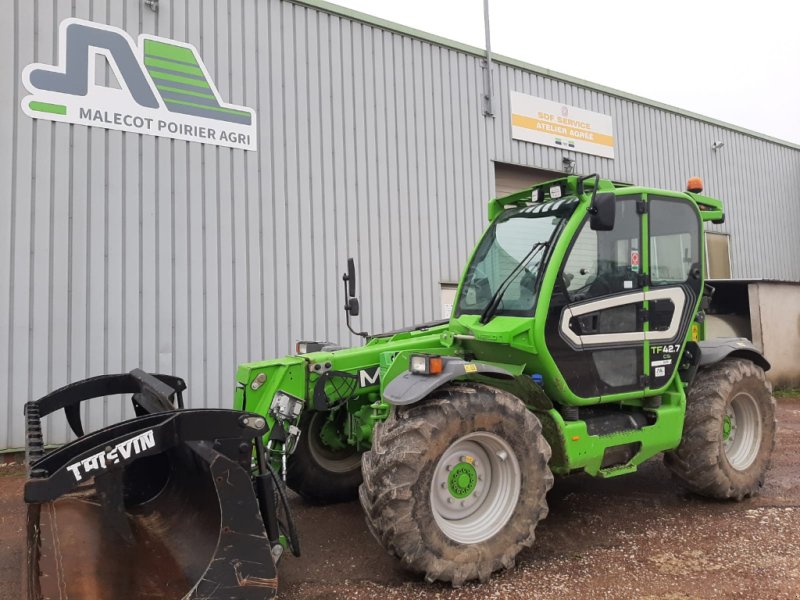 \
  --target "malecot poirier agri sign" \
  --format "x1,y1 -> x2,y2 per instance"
21,18 -> 257,151
510,91 -> 615,159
